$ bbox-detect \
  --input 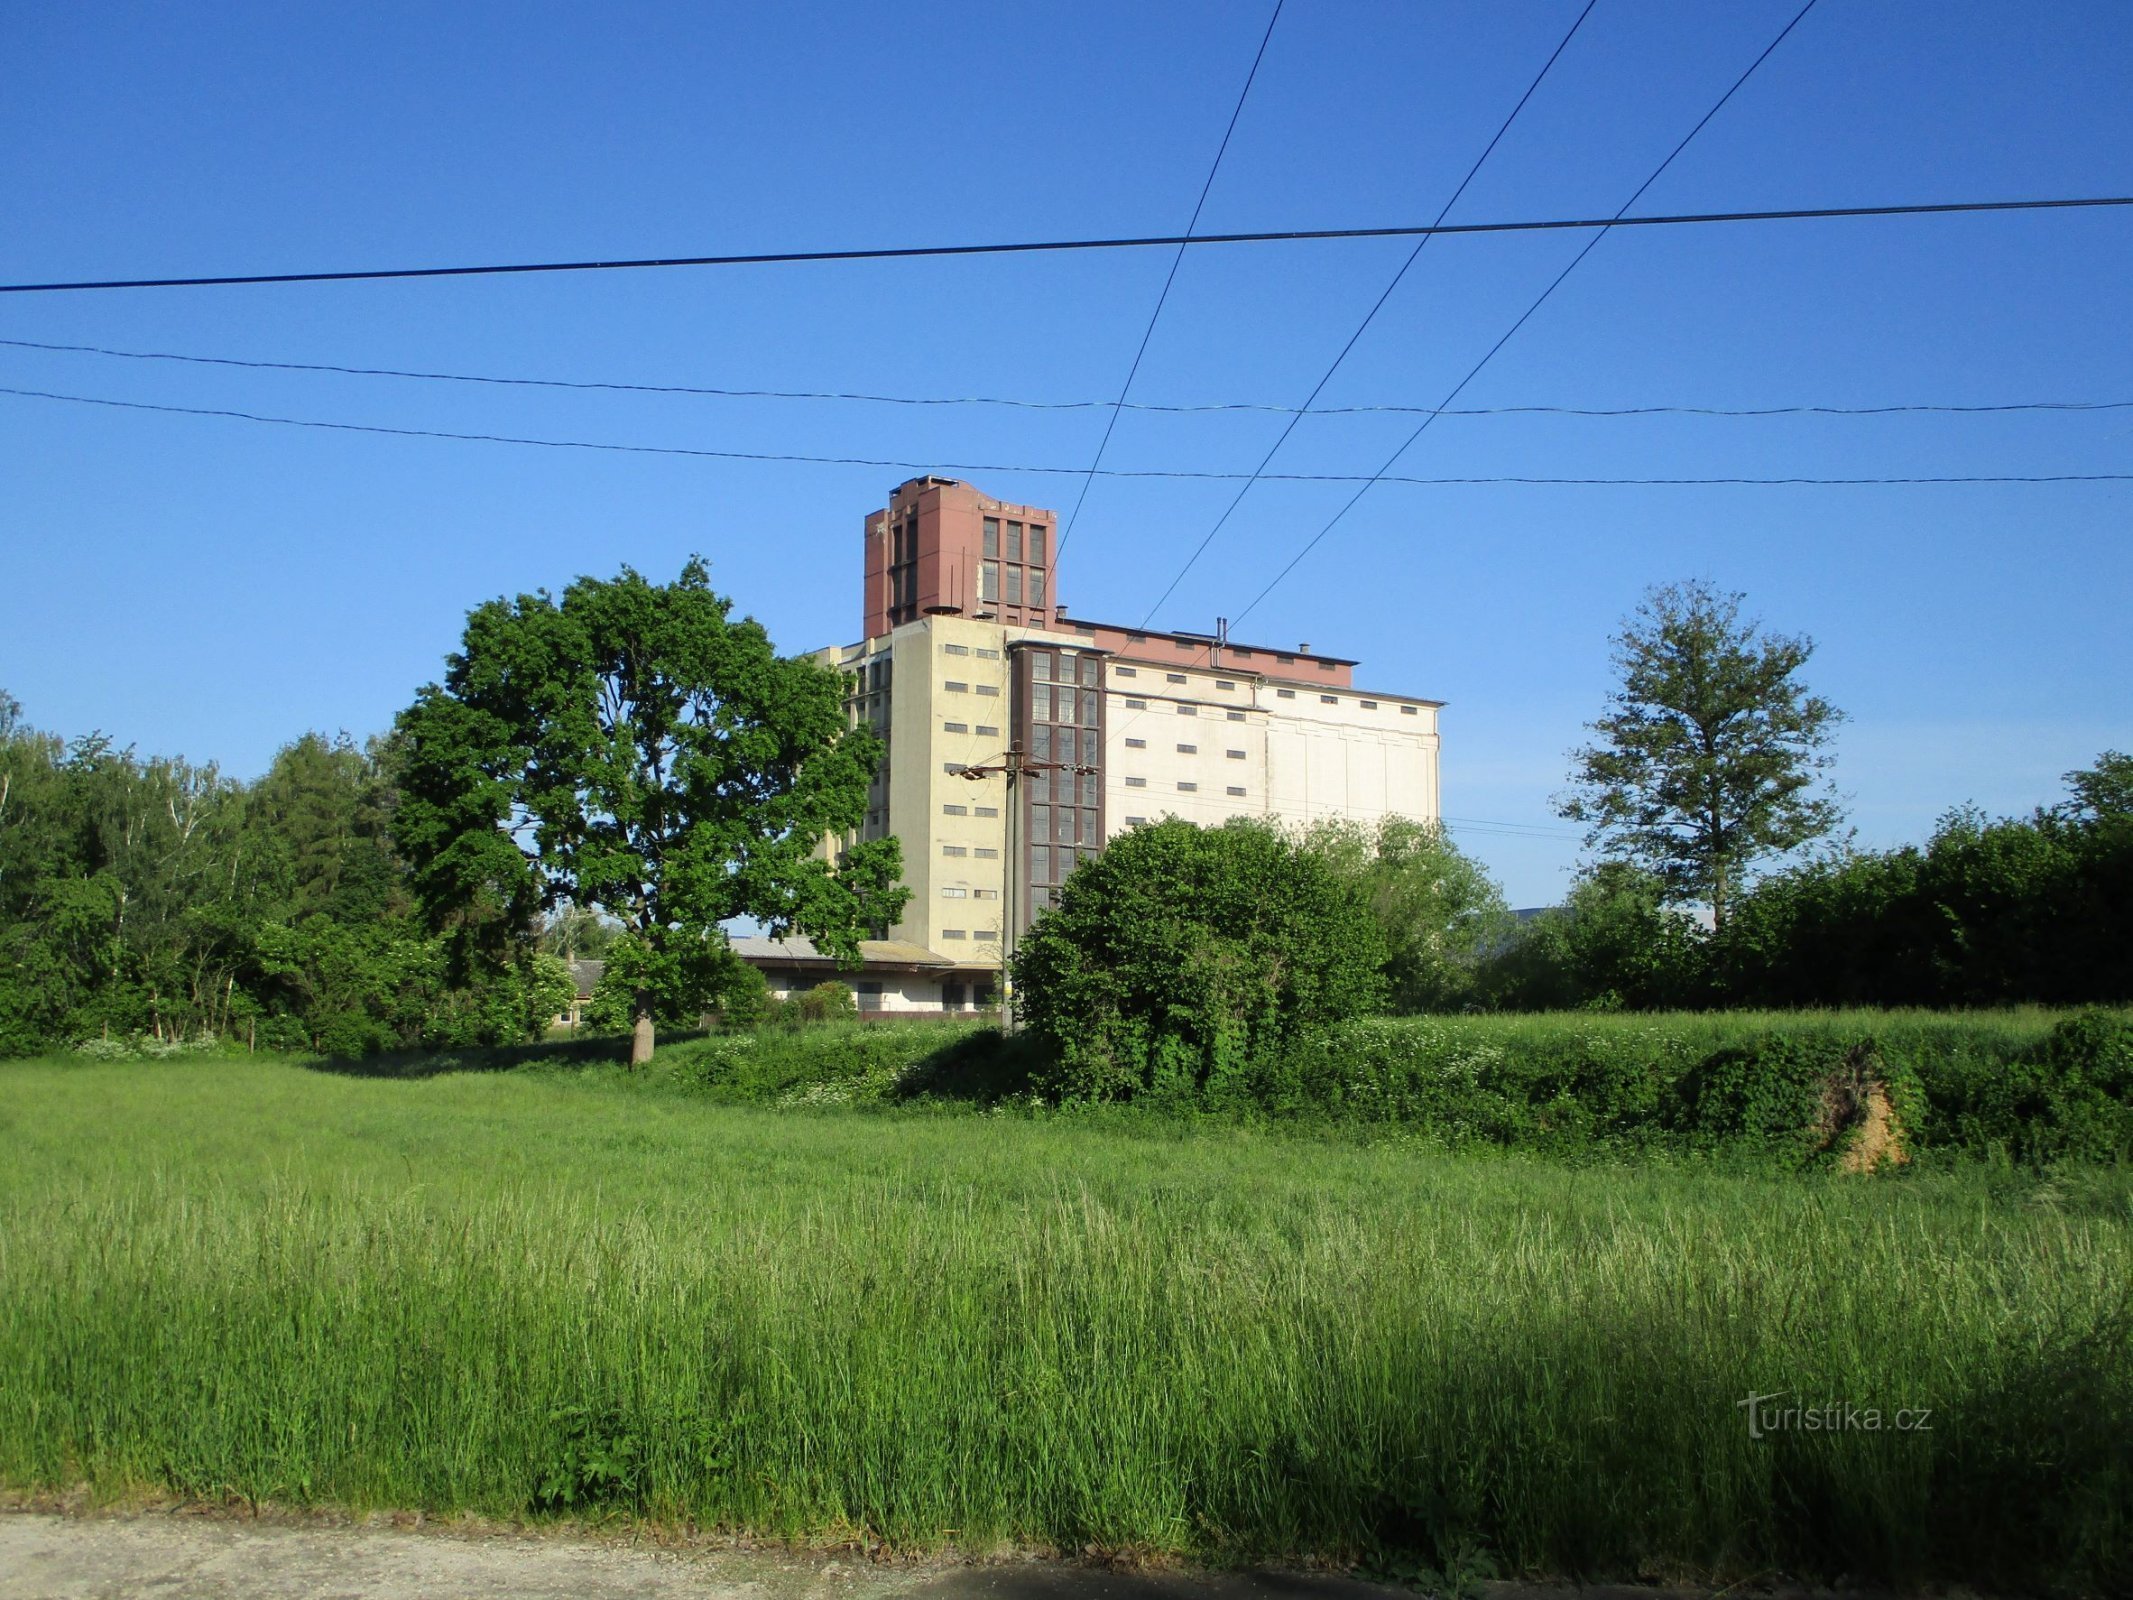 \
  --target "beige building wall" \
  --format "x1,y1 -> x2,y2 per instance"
825,616 -> 1441,958
1103,659 -> 1439,835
